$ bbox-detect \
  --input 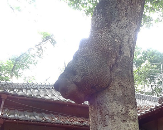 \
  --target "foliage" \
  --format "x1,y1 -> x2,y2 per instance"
0,31 -> 56,82
9,0 -> 163,26
62,0 -> 163,26
39,32 -> 51,39
38,32 -> 56,46
0,60 -> 13,81
142,0 -> 163,27
0,51 -> 37,81
62,0 -> 98,15
134,61 -> 157,85
134,47 -> 163,96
